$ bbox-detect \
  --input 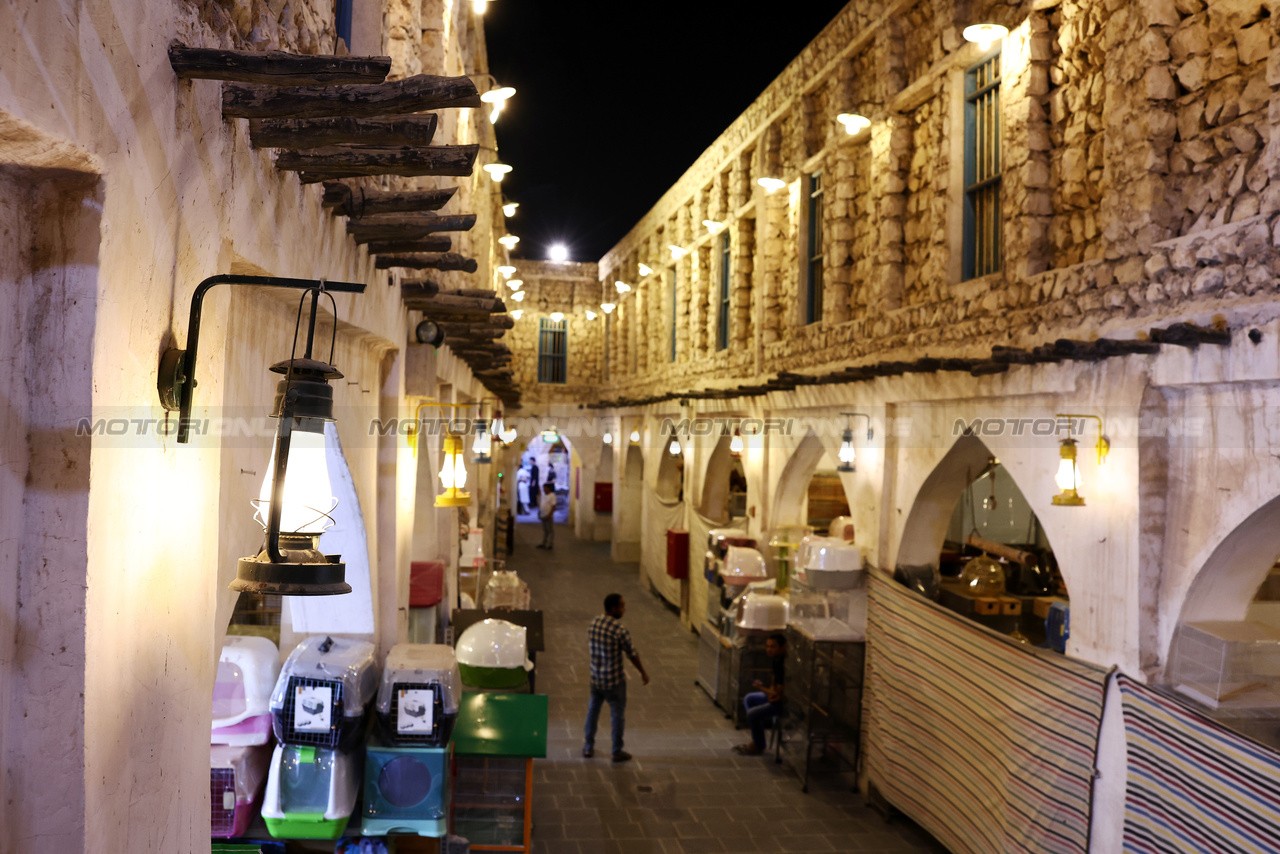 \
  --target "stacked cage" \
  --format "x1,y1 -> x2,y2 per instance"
210,636 -> 280,838
260,635 -> 379,839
